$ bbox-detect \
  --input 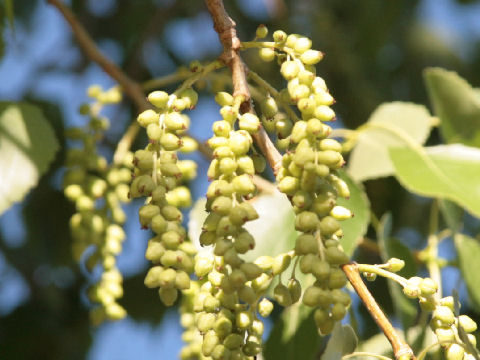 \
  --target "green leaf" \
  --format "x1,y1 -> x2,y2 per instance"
320,323 -> 357,360
0,102 -> 59,216
347,102 -> 434,182
337,170 -> 370,256
264,303 -> 322,360
454,234 -> 480,308
389,144 -> 480,218
377,214 -> 417,332
424,67 -> 480,147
